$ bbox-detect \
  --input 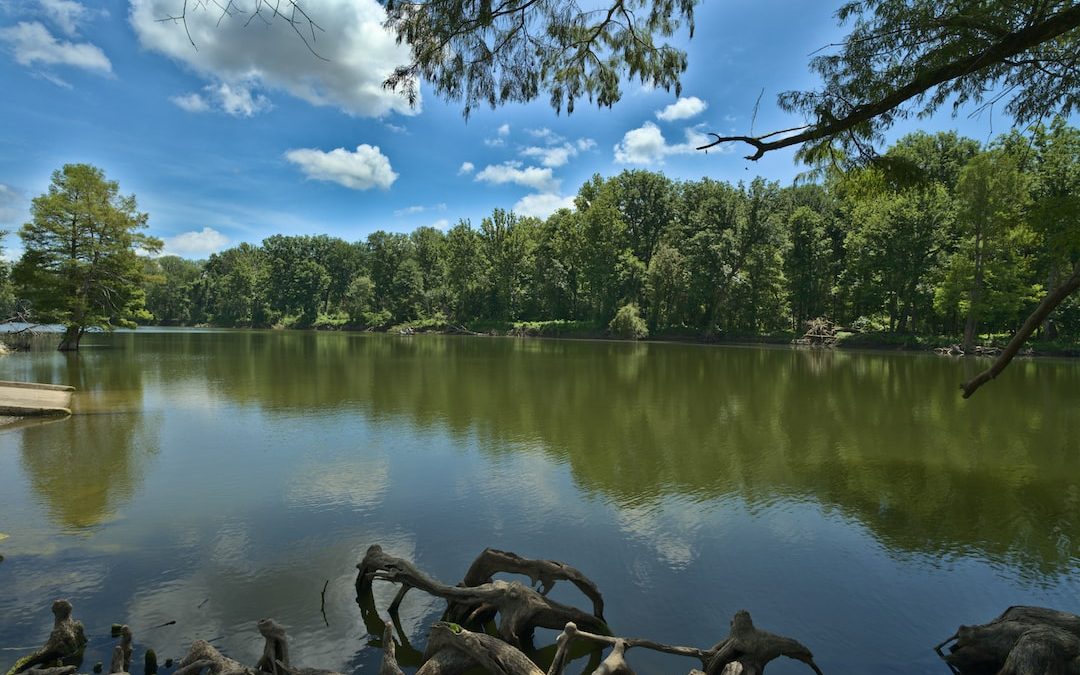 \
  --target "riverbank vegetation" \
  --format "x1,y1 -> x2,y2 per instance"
131,122 -> 1079,353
